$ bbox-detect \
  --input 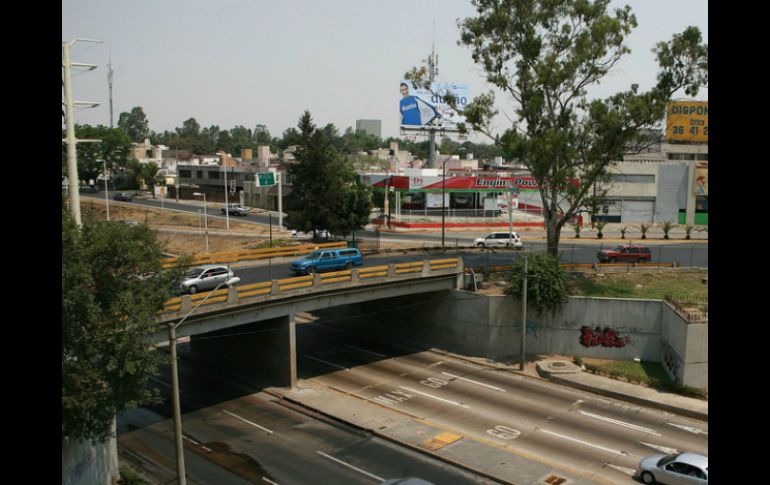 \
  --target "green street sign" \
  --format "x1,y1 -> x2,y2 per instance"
257,172 -> 275,186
